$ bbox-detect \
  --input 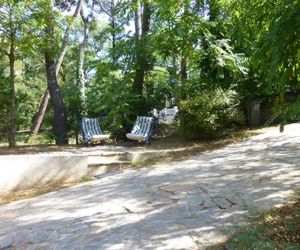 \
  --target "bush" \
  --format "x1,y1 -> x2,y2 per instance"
180,88 -> 244,139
